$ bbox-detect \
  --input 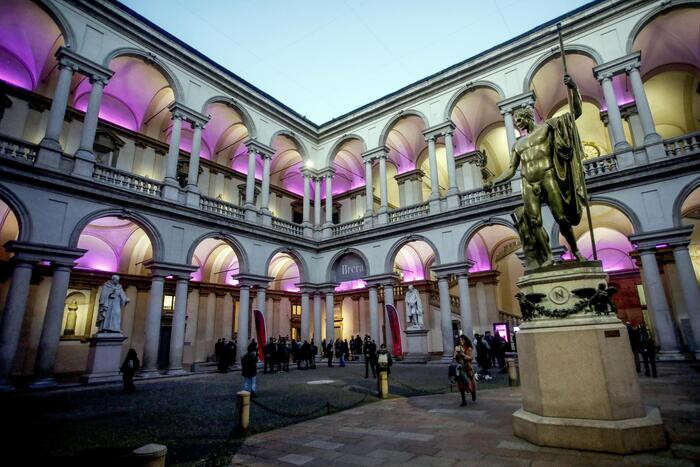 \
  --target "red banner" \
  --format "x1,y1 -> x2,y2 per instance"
254,309 -> 266,361
386,304 -> 403,357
